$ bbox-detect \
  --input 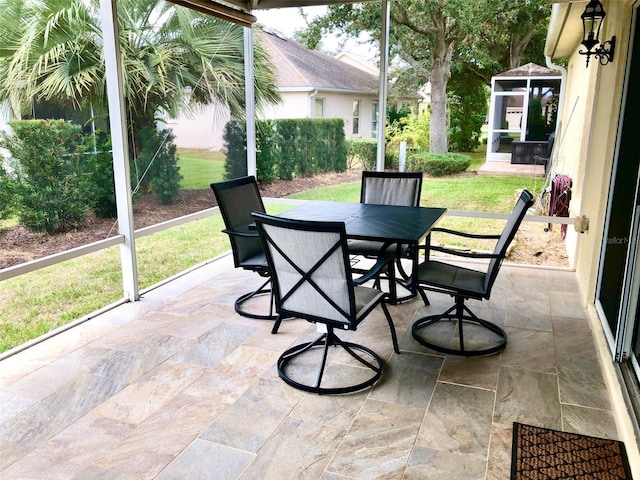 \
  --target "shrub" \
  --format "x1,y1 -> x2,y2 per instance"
84,132 -> 116,218
223,120 -> 248,180
224,118 -> 347,182
408,151 -> 471,177
347,138 -> 377,170
386,109 -> 430,151
0,120 -> 94,233
0,160 -> 17,221
134,127 -> 182,205
256,120 -> 279,184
